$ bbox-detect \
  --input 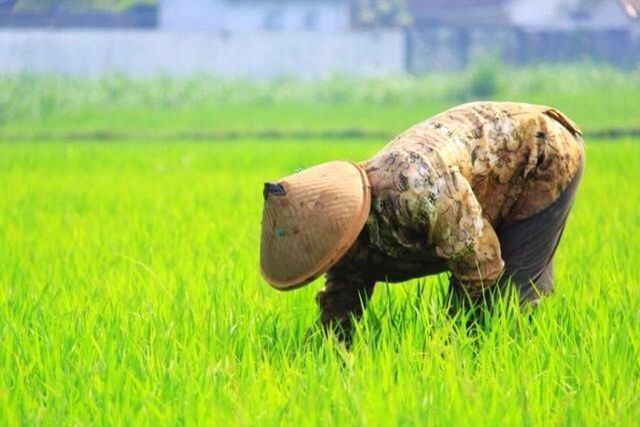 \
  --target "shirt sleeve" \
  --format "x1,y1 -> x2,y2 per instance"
431,169 -> 504,296
368,147 -> 505,297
